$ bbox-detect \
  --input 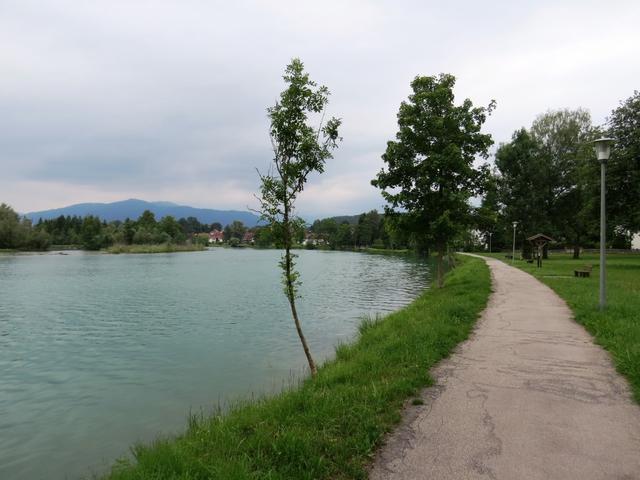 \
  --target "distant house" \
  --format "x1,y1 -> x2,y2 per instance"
302,232 -> 326,246
242,231 -> 255,244
633,233 -> 640,250
209,229 -> 224,243
302,233 -> 315,246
